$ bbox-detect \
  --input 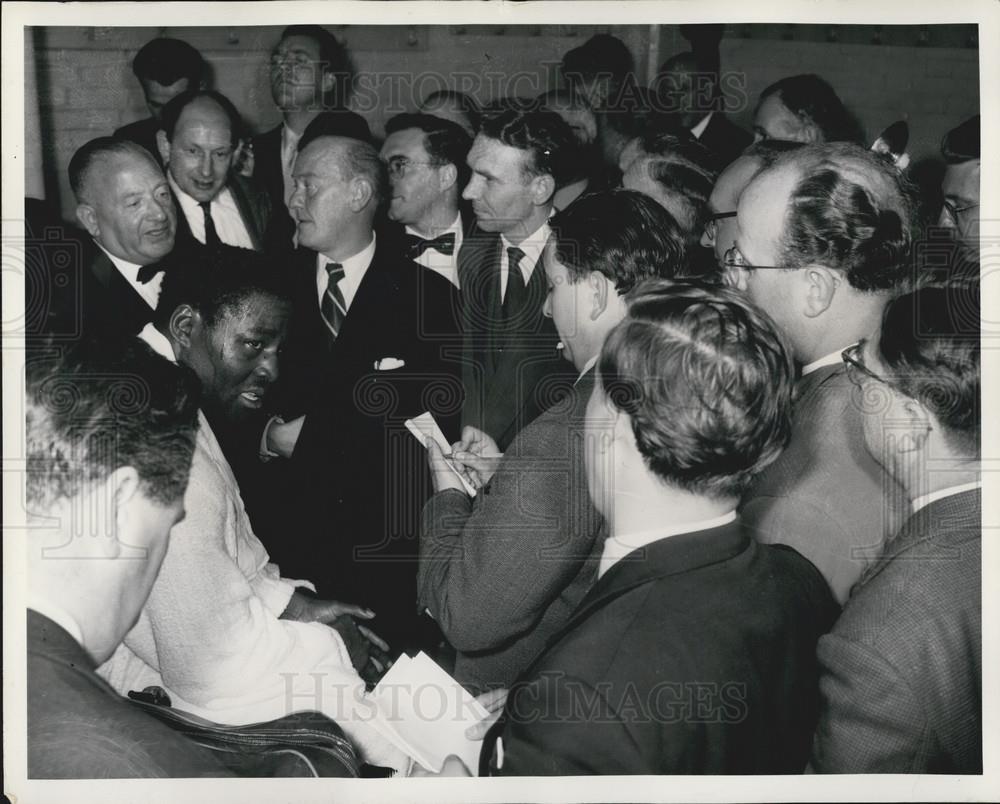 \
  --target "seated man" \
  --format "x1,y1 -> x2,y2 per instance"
811,283 -> 981,773
482,280 -> 839,775
420,190 -> 689,693
26,337 -> 228,777
97,247 -> 404,772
